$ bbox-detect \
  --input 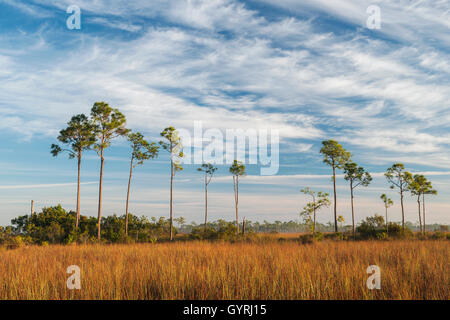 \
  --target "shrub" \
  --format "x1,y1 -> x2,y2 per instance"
430,231 -> 445,240
357,214 -> 386,239
376,232 -> 388,240
298,234 -> 314,244
189,223 -> 238,241
299,232 -> 323,244
386,222 -> 402,236
324,232 -> 347,240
